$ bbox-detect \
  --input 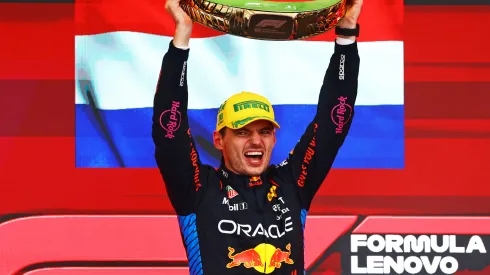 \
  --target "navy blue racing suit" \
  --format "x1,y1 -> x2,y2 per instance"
152,39 -> 360,275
